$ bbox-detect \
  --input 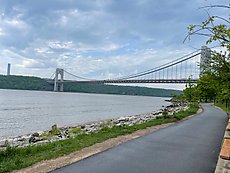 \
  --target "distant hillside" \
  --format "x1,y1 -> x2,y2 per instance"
64,83 -> 182,97
0,75 -> 53,91
0,75 -> 182,97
